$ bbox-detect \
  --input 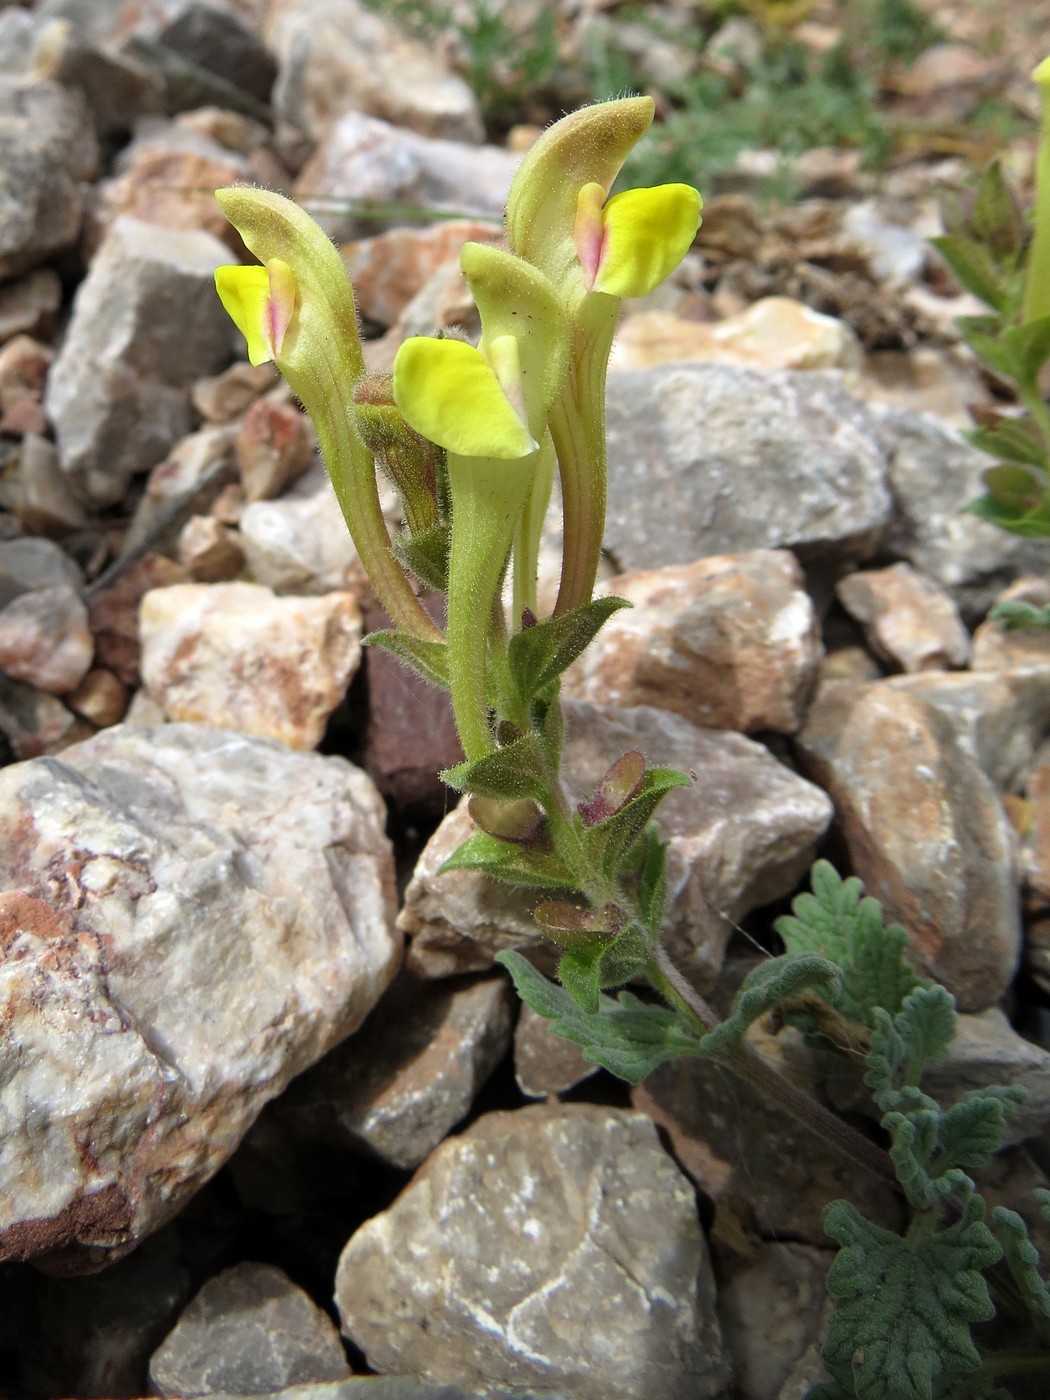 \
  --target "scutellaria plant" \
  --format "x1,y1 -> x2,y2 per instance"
216,99 -> 1050,1400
